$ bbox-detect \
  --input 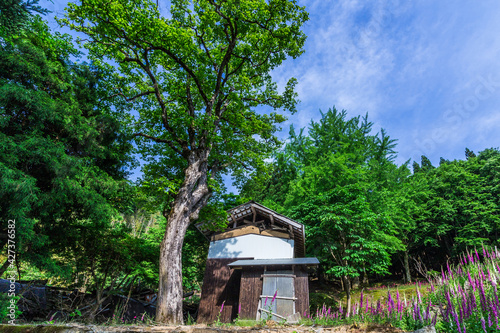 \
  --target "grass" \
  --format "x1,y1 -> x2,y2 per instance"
339,282 -> 430,307
310,280 -> 429,314
0,325 -> 74,333
233,319 -> 261,327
